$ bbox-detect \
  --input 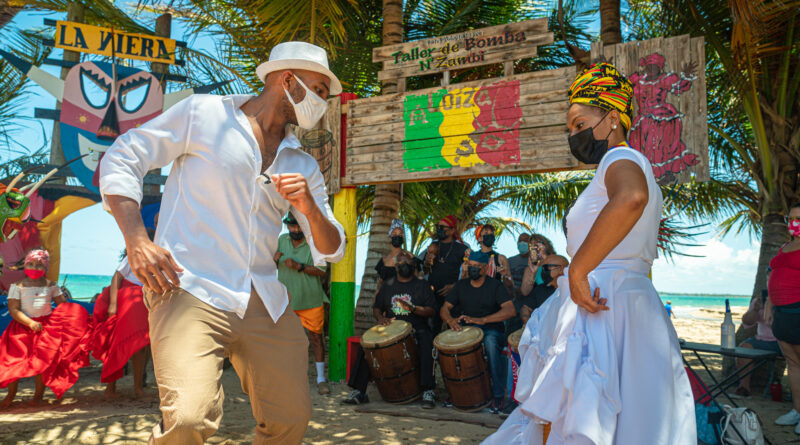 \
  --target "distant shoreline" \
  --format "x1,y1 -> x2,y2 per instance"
658,291 -> 750,299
